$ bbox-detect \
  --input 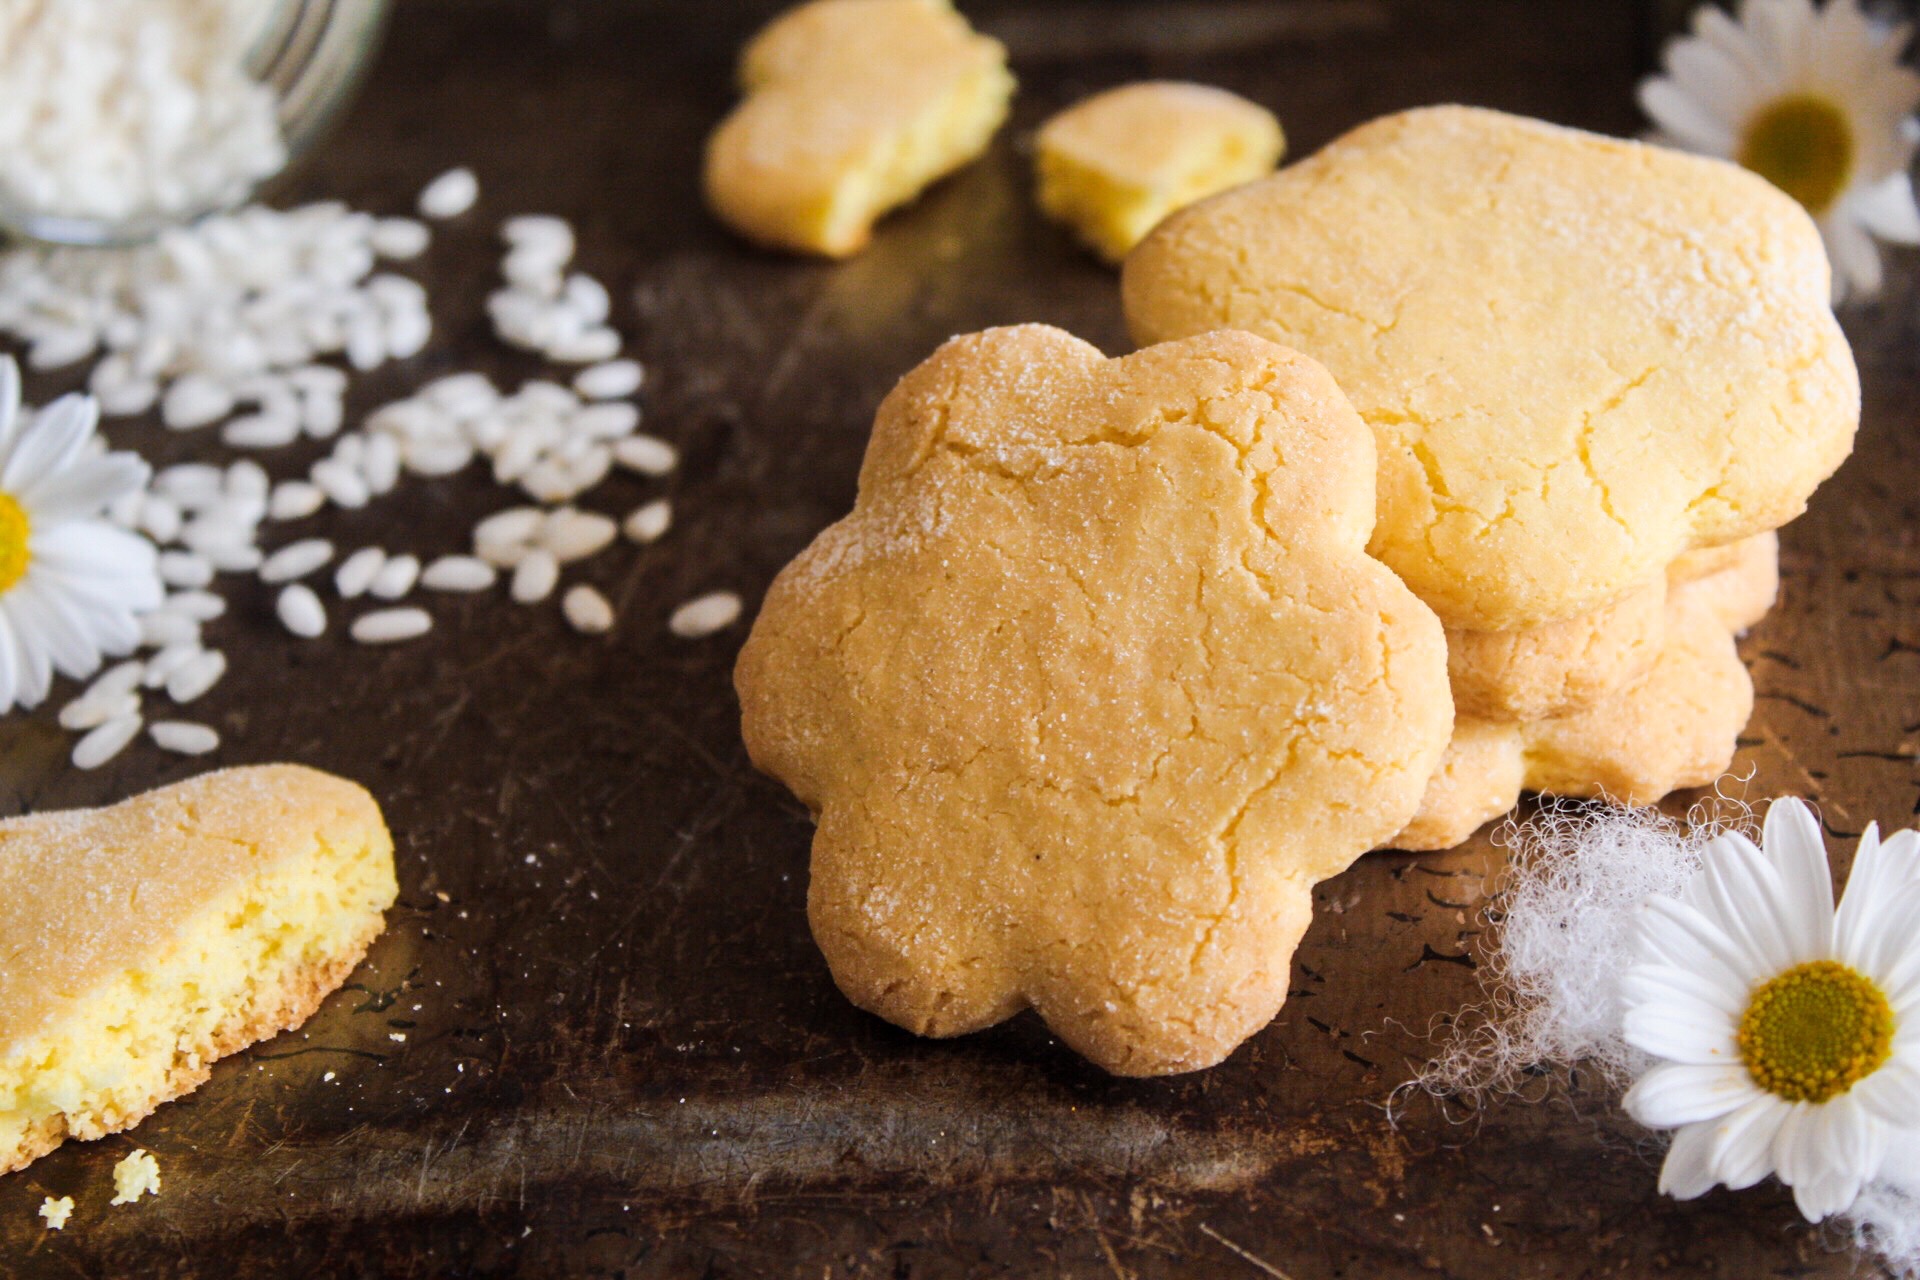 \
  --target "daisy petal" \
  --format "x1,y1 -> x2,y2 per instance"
0,610 -> 19,714
1624,1004 -> 1741,1065
1852,172 -> 1920,244
1625,1062 -> 1756,1128
1878,1132 -> 1920,1196
15,453 -> 149,522
1639,78 -> 1738,154
1852,884 -> 1920,997
1659,1122 -> 1722,1199
1623,961 -> 1748,1016
1760,798 -> 1835,961
1771,1101 -> 1822,1188
1637,897 -> 1756,996
1693,834 -> 1797,975
1,594 -> 54,708
0,394 -> 98,493
1710,1094 -> 1789,1190
32,517 -> 158,588
1792,1167 -> 1864,1221
1788,1094 -> 1878,1220
10,576 -> 103,681
1852,1056 -> 1920,1127
1666,39 -> 1763,127
1824,214 -> 1883,302
0,357 -> 18,455
1837,824 -> 1896,966
1824,1092 -> 1888,1186
1694,7 -> 1779,91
